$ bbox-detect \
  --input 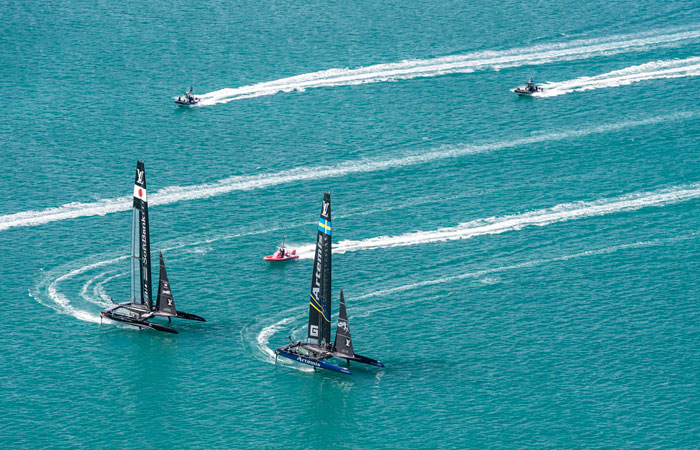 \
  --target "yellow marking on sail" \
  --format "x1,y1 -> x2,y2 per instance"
318,221 -> 332,233
309,294 -> 331,322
